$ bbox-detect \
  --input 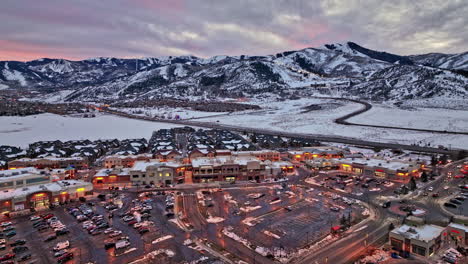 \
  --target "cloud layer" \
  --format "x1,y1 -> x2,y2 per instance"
1,0 -> 467,61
